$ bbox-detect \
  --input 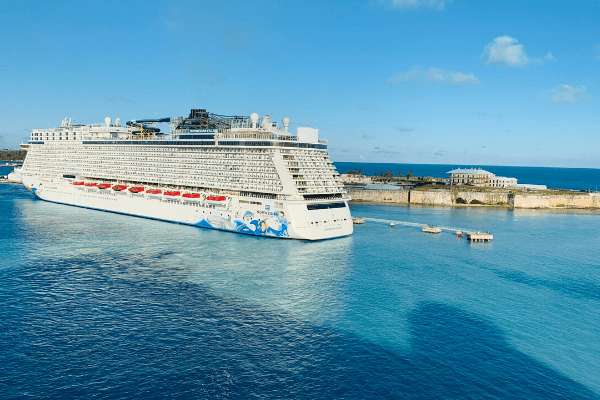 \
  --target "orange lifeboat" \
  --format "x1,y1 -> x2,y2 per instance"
112,185 -> 127,191
146,189 -> 162,195
128,187 -> 144,193
164,191 -> 181,196
182,193 -> 201,198
98,183 -> 111,189
206,195 -> 226,201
